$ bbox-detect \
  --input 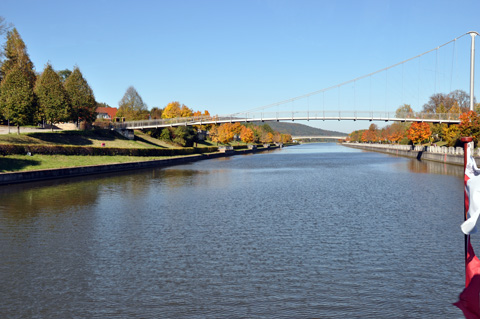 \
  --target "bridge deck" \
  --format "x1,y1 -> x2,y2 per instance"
114,111 -> 461,130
